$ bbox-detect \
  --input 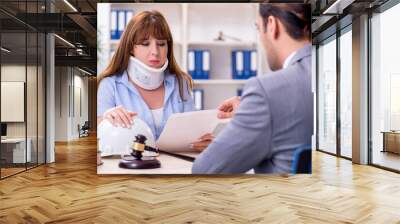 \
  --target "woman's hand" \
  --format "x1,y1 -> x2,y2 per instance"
103,106 -> 137,128
189,133 -> 215,152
